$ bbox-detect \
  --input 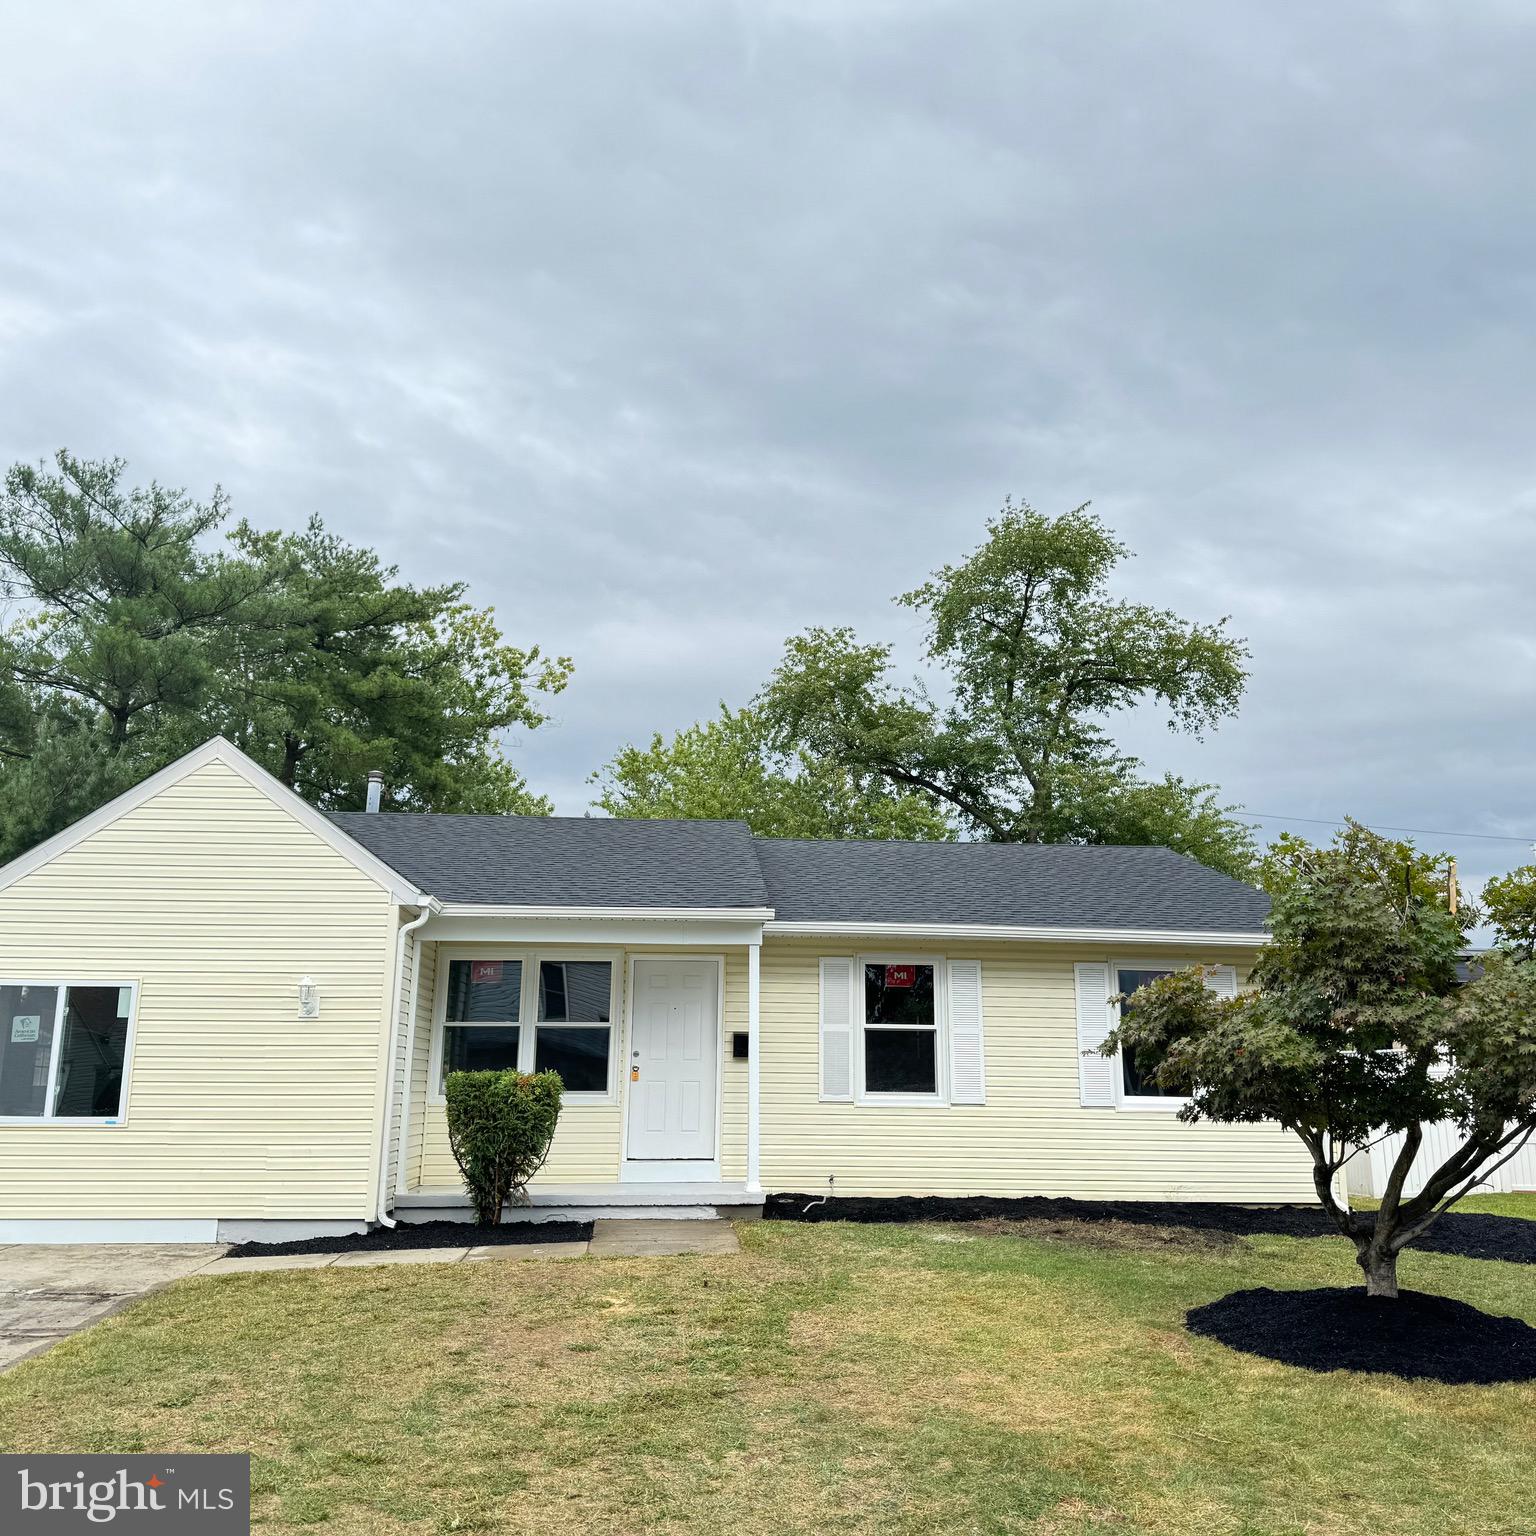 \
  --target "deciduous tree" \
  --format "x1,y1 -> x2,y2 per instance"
758,501 -> 1253,873
1106,822 -> 1536,1299
1481,863 -> 1536,958
593,704 -> 953,839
